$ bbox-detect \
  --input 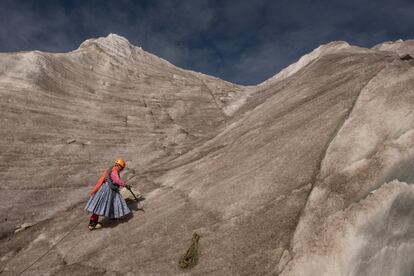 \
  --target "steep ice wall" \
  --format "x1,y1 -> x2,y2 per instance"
2,35 -> 414,276
282,50 -> 414,276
